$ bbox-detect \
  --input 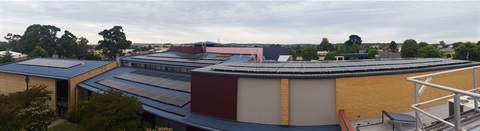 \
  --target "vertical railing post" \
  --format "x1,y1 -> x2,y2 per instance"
474,69 -> 478,111
454,93 -> 462,131
414,83 -> 421,131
